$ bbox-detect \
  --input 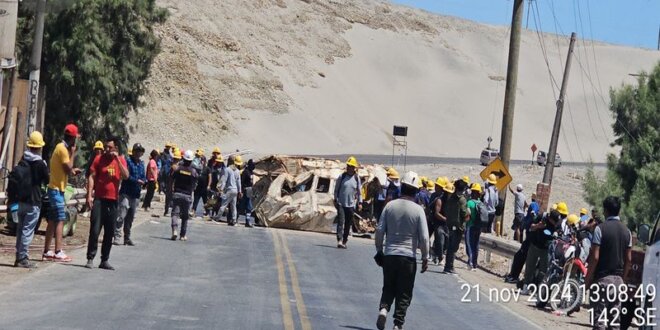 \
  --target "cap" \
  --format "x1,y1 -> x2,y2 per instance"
64,124 -> 80,137
132,143 -> 145,153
